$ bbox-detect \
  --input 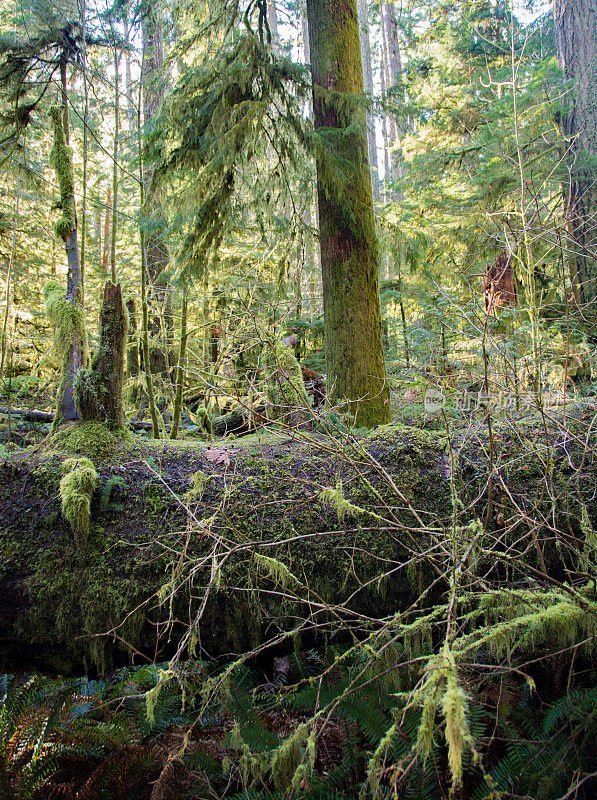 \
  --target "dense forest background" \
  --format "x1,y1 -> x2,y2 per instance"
0,0 -> 597,797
